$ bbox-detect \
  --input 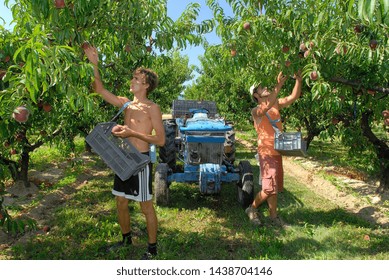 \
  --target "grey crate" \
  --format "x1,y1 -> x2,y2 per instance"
274,132 -> 307,157
86,122 -> 150,181
172,100 -> 217,118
